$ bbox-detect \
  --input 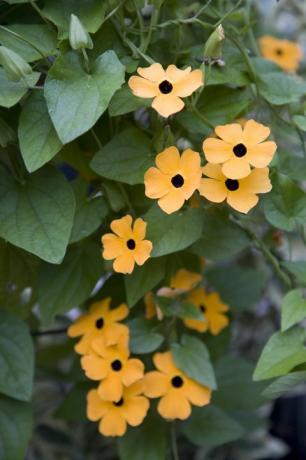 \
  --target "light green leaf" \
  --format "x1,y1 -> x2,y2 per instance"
171,335 -> 217,389
124,257 -> 165,307
258,72 -> 306,105
182,405 -> 244,447
18,91 -> 62,172
254,327 -> 306,381
0,166 -> 75,263
70,179 -> 108,243
0,311 -> 34,401
44,50 -> 125,143
262,371 -> 306,399
0,69 -> 39,108
0,396 -> 32,460
128,318 -> 164,354
281,289 -> 306,332
109,85 -> 151,116
144,206 -> 203,257
38,242 -> 103,325
283,261 -> 306,285
293,115 -> 306,131
91,128 -> 153,185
